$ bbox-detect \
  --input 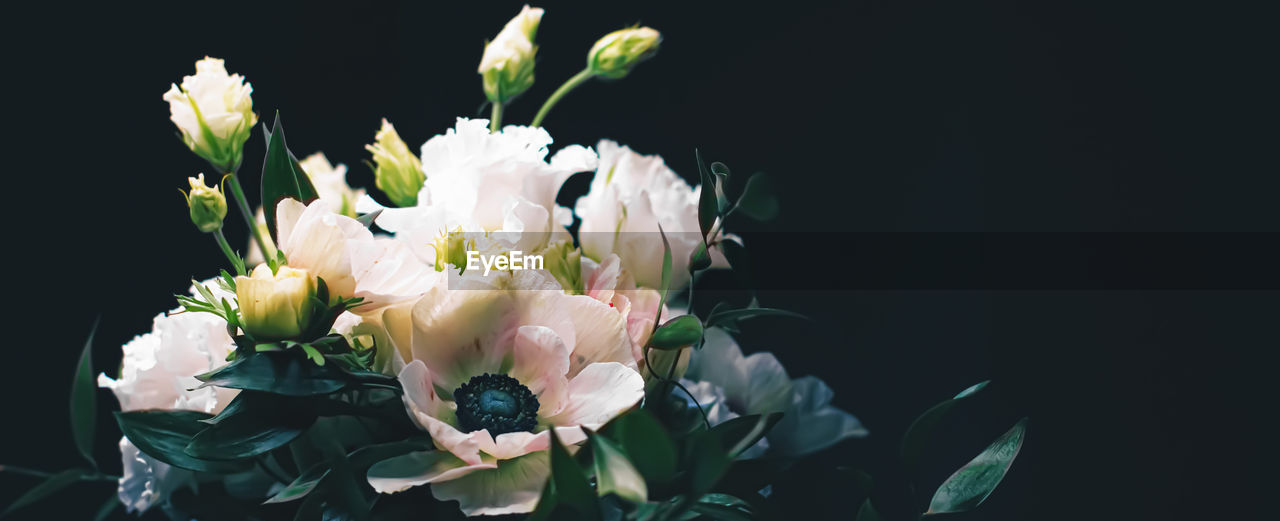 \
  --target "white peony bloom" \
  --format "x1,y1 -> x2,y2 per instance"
273,198 -> 437,312
365,274 -> 643,516
376,118 -> 596,269
298,153 -> 365,218
98,279 -> 238,512
163,57 -> 257,170
682,328 -> 868,458
575,140 -> 728,290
